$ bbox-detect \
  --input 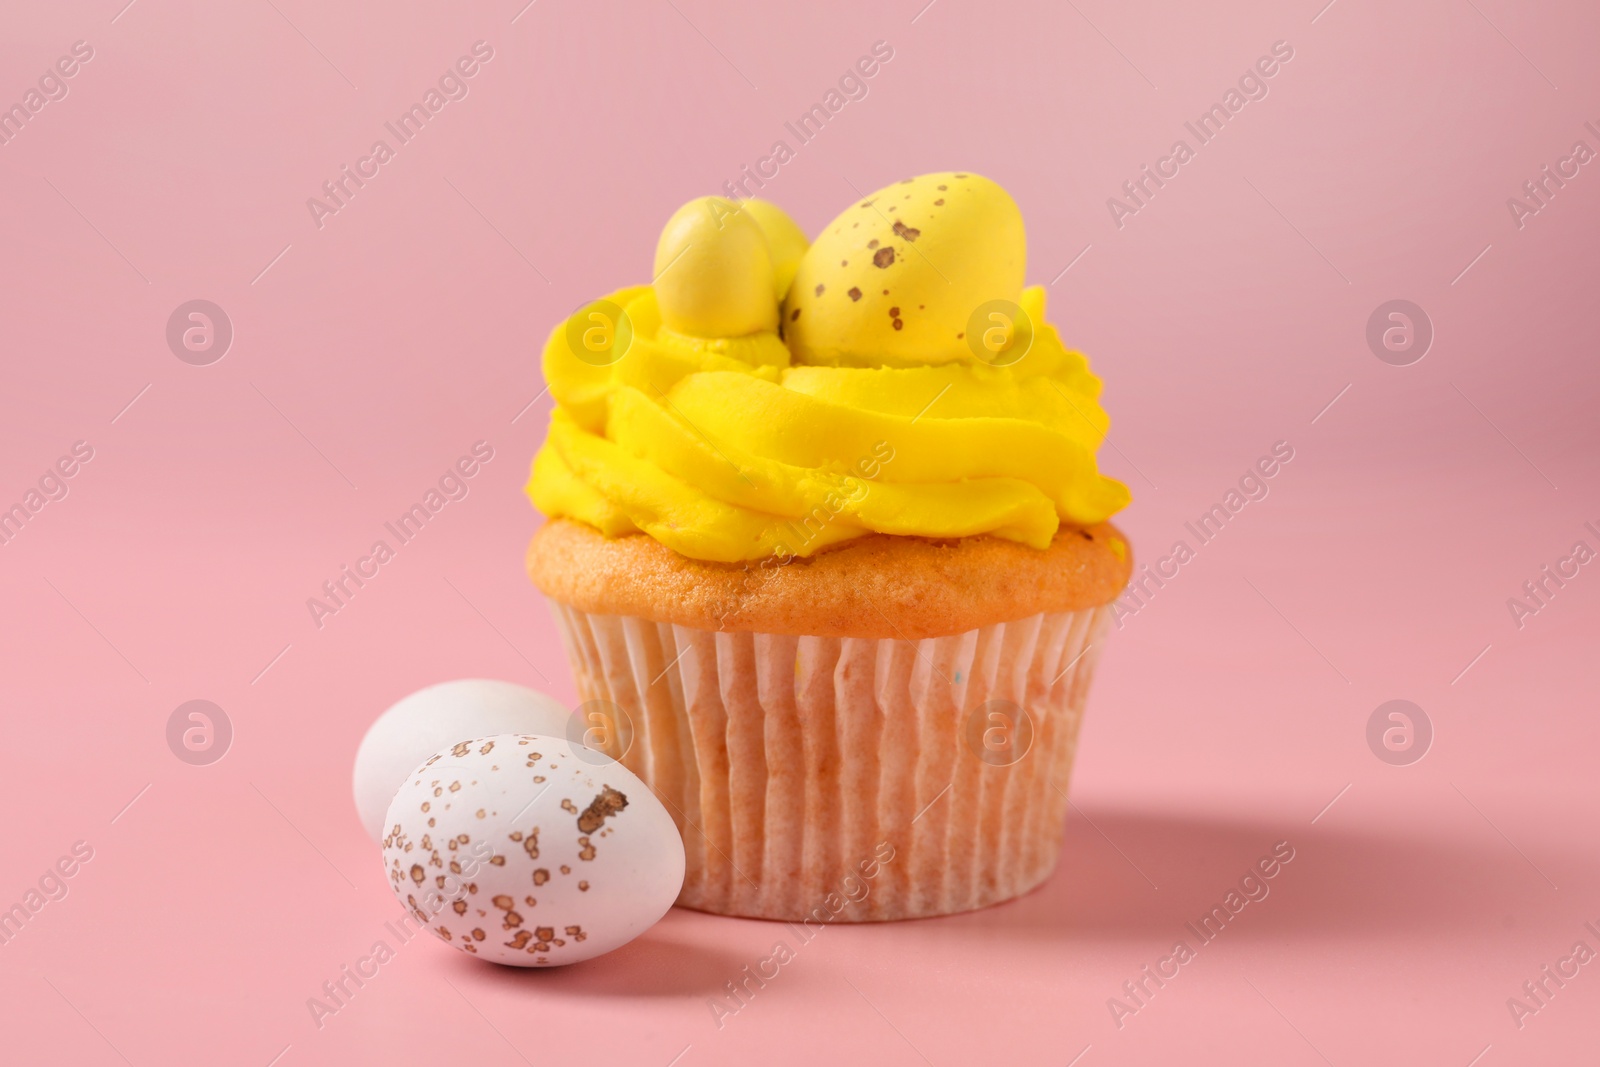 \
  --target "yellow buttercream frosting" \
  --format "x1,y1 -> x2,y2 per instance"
526,176 -> 1130,564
